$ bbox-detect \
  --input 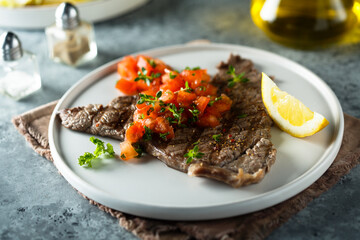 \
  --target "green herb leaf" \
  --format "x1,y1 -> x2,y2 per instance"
184,144 -> 204,164
134,67 -> 161,86
143,126 -> 153,141
212,134 -> 222,142
237,113 -> 247,118
169,72 -> 177,79
226,65 -> 249,88
208,96 -> 222,106
168,103 -> 184,125
78,137 -> 115,168
137,91 -> 162,106
183,81 -> 193,93
147,59 -> 156,68
188,105 -> 200,123
185,66 -> 201,71
159,132 -> 170,140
